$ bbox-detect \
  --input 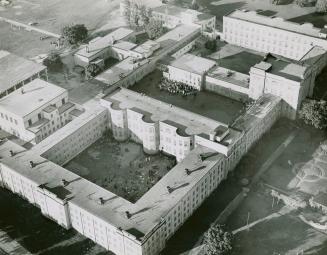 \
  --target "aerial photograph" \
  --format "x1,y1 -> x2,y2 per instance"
1,0 -> 327,254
